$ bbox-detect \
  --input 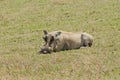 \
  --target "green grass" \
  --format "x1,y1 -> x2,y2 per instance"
0,0 -> 120,80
